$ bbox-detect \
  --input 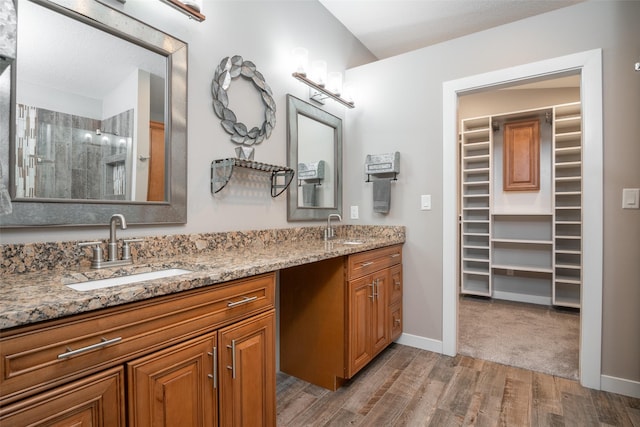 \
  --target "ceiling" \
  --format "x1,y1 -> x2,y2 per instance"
318,0 -> 585,60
